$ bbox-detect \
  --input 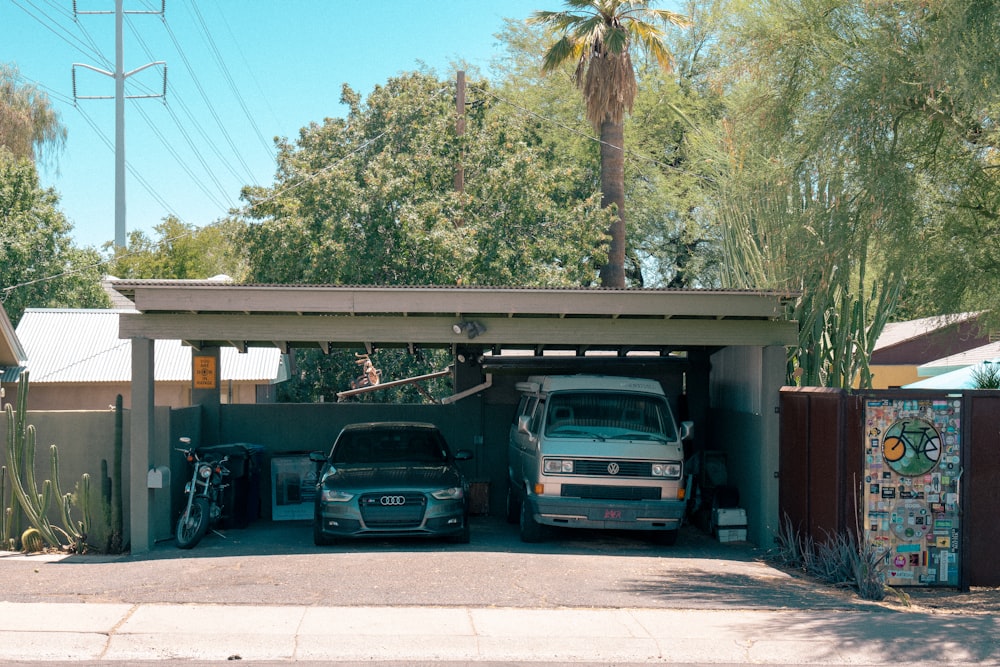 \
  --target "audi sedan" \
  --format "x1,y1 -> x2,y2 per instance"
309,422 -> 473,545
